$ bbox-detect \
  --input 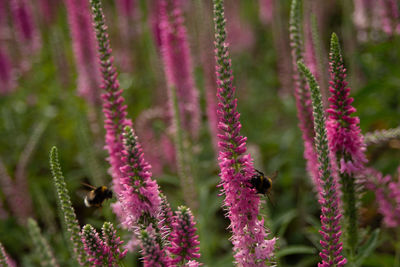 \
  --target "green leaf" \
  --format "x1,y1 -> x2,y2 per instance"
355,229 -> 380,266
276,245 -> 317,258
271,209 -> 297,235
